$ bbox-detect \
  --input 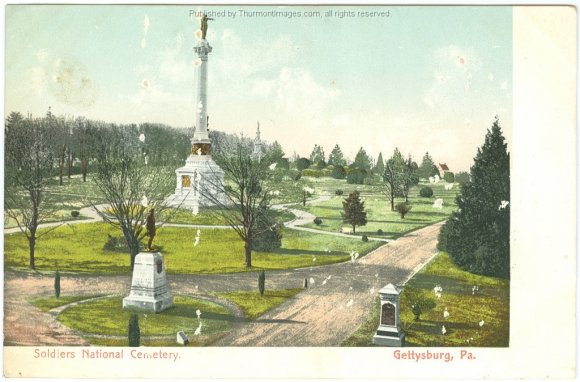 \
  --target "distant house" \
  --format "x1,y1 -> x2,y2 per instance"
438,163 -> 450,176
